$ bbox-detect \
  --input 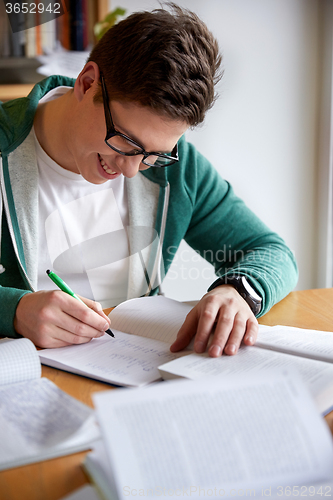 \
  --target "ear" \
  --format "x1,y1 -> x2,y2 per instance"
74,61 -> 100,102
